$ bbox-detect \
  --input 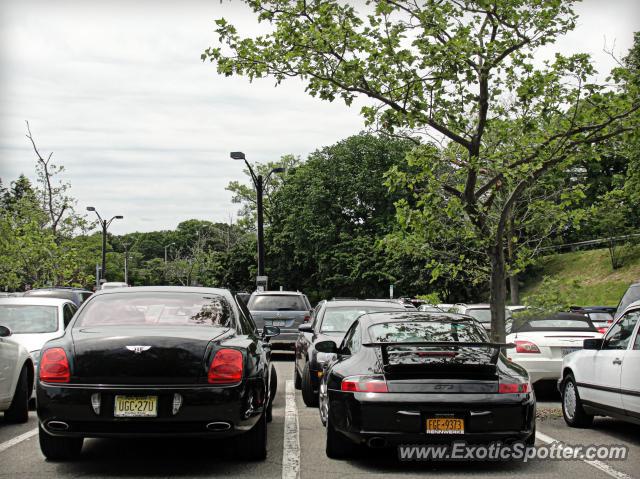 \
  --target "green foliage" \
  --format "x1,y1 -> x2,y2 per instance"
204,1 -> 639,340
